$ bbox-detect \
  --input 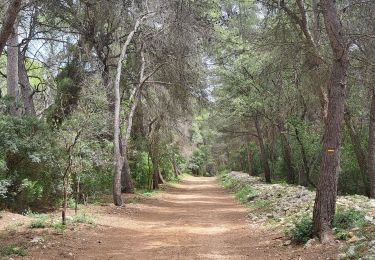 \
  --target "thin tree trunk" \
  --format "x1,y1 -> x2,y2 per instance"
151,153 -> 160,190
280,130 -> 295,184
0,0 -> 21,56
246,144 -> 253,176
368,92 -> 375,198
254,116 -> 271,183
313,0 -> 349,242
18,52 -> 36,116
295,127 -> 309,186
112,16 -> 146,206
6,24 -> 19,116
344,112 -> 370,196
172,153 -> 180,178
121,146 -> 134,193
